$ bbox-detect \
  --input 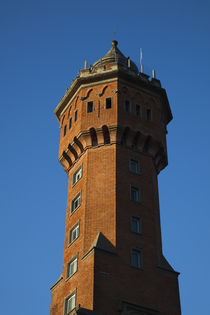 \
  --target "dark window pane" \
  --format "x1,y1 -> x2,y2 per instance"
130,159 -> 139,173
75,110 -> 78,122
69,118 -> 72,130
106,98 -> 112,109
136,104 -> 141,117
87,101 -> 93,113
125,100 -> 130,112
131,217 -> 141,233
131,250 -> 141,268
63,125 -> 67,137
146,108 -> 151,121
131,186 -> 140,202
